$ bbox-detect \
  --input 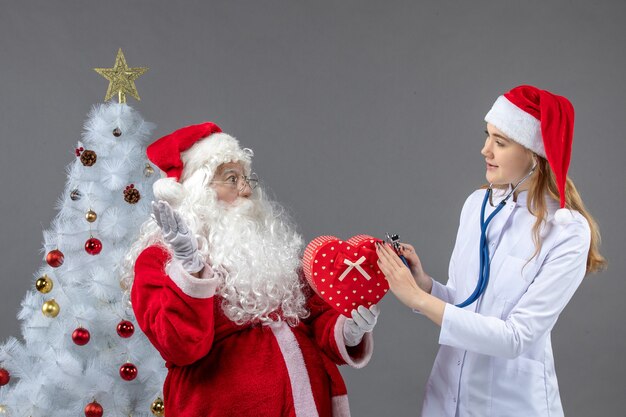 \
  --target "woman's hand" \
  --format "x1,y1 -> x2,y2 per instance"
376,242 -> 446,326
397,243 -> 433,293
376,242 -> 425,310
